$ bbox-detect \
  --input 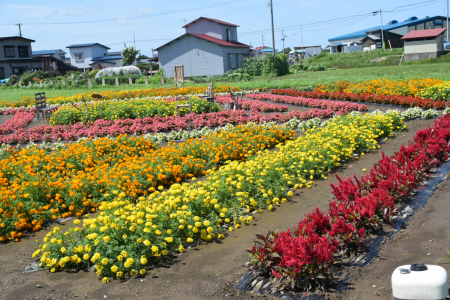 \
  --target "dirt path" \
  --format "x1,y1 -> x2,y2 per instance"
0,115 -> 13,126
0,118 -> 436,300
328,163 -> 450,300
